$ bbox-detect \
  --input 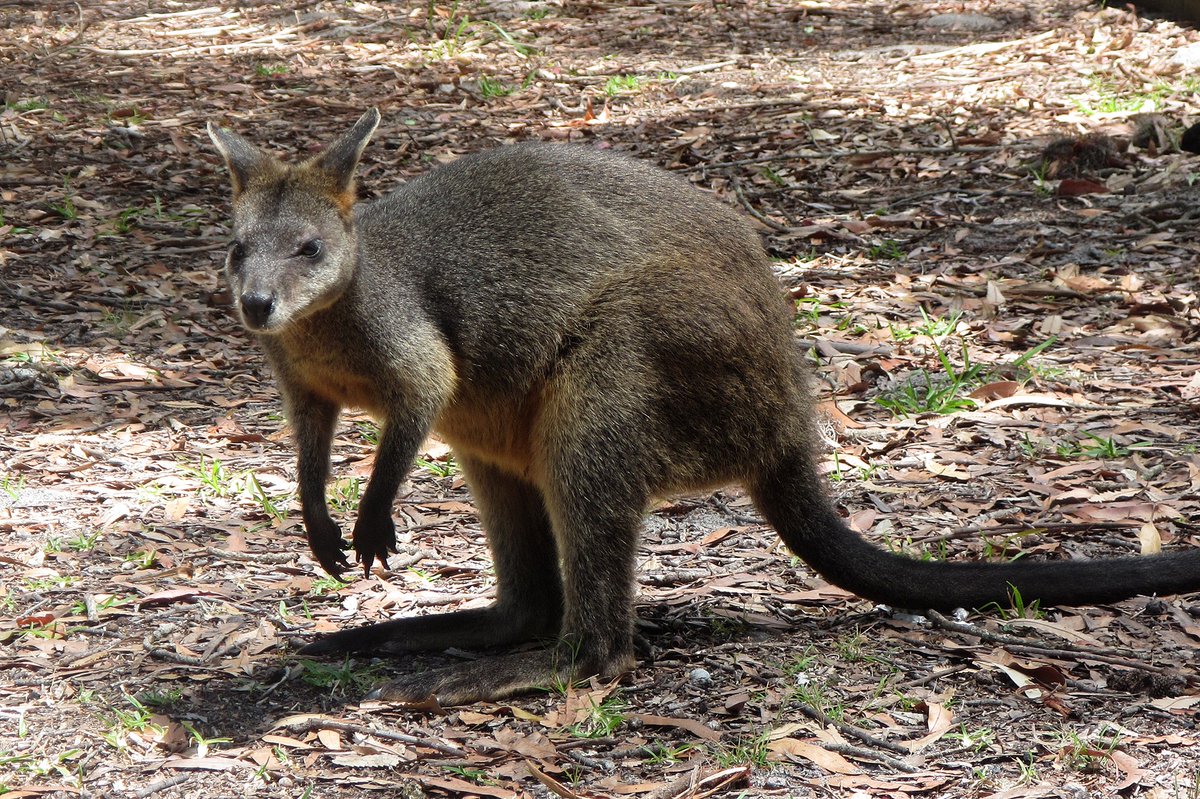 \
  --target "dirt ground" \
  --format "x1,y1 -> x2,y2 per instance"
2,1 -> 1199,797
